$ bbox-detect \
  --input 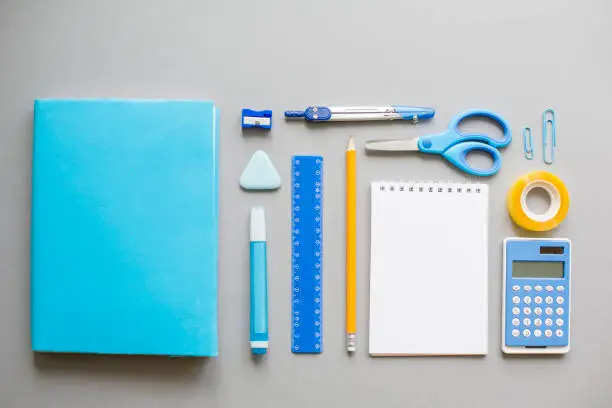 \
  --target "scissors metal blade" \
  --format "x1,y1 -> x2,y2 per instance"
364,138 -> 420,152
